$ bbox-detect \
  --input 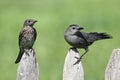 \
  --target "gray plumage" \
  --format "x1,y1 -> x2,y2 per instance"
64,24 -> 112,65
15,19 -> 37,64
